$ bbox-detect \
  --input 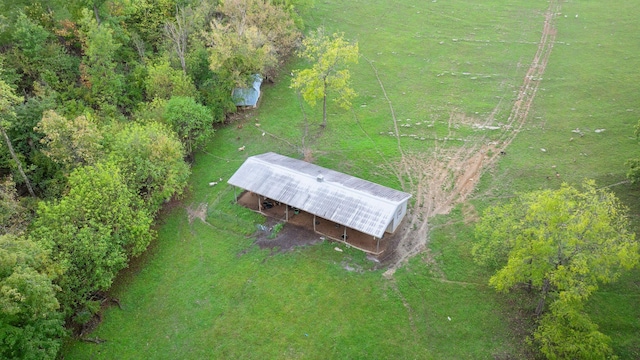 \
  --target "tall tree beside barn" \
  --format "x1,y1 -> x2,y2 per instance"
291,27 -> 358,128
